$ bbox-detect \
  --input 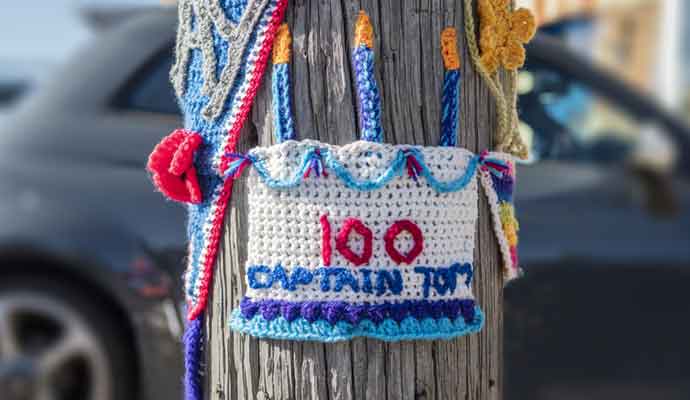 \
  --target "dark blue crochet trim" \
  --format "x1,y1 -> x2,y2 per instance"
239,297 -> 478,325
